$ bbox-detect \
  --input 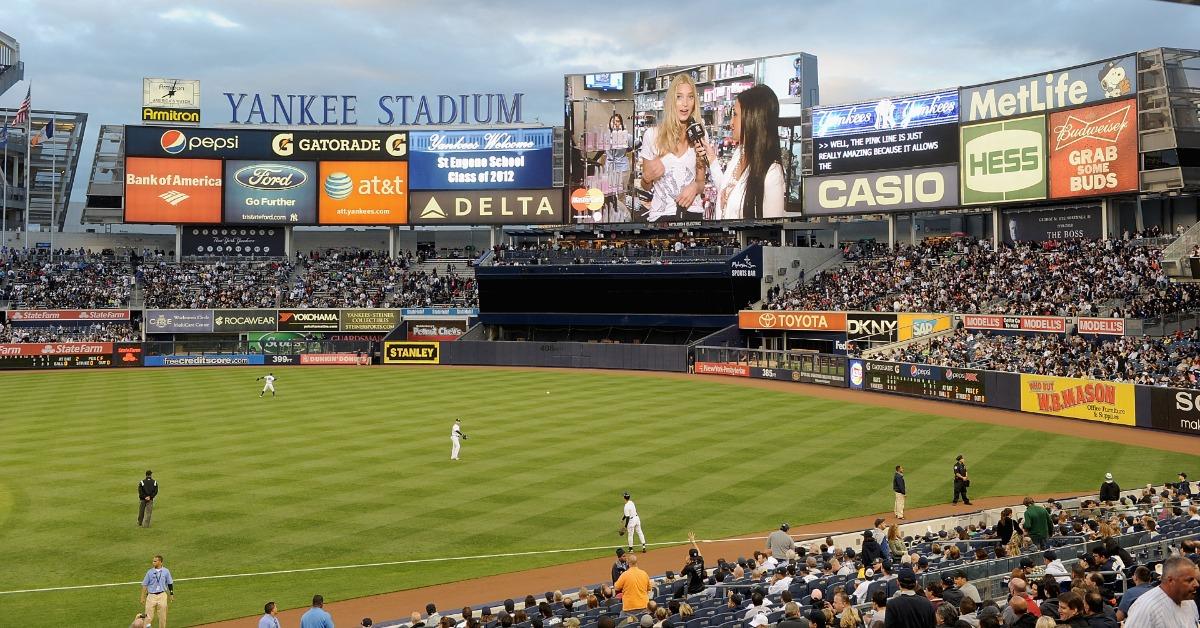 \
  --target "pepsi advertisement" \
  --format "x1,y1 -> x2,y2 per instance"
125,125 -> 275,159
224,160 -> 319,224
812,90 -> 959,175
408,128 -> 553,190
